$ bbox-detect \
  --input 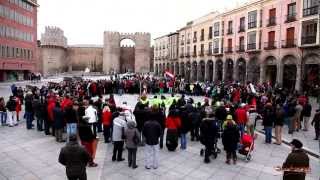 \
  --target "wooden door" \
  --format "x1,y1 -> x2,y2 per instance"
286,27 -> 295,45
268,31 -> 275,47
